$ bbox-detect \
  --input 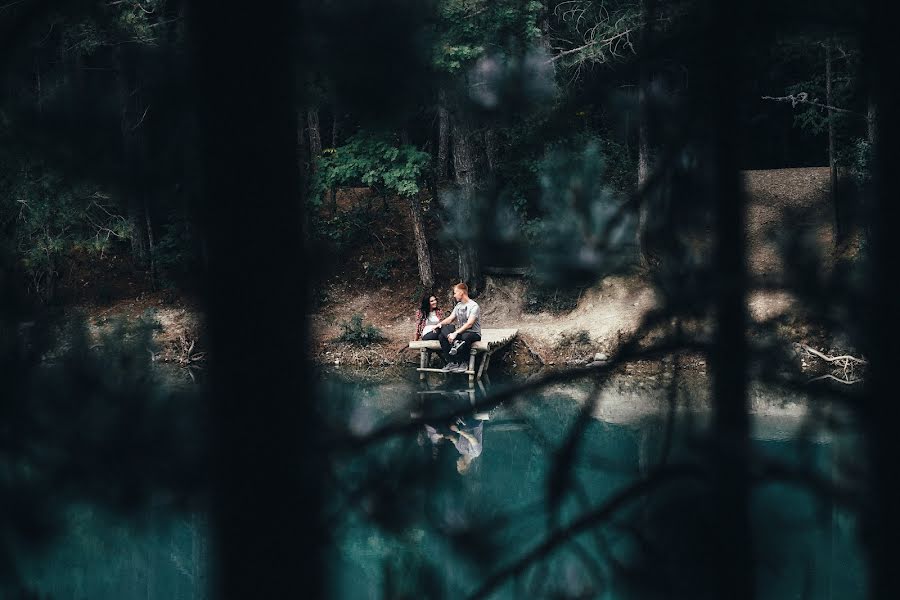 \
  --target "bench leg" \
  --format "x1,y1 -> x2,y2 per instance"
476,350 -> 491,380
419,349 -> 427,380
468,351 -> 477,387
